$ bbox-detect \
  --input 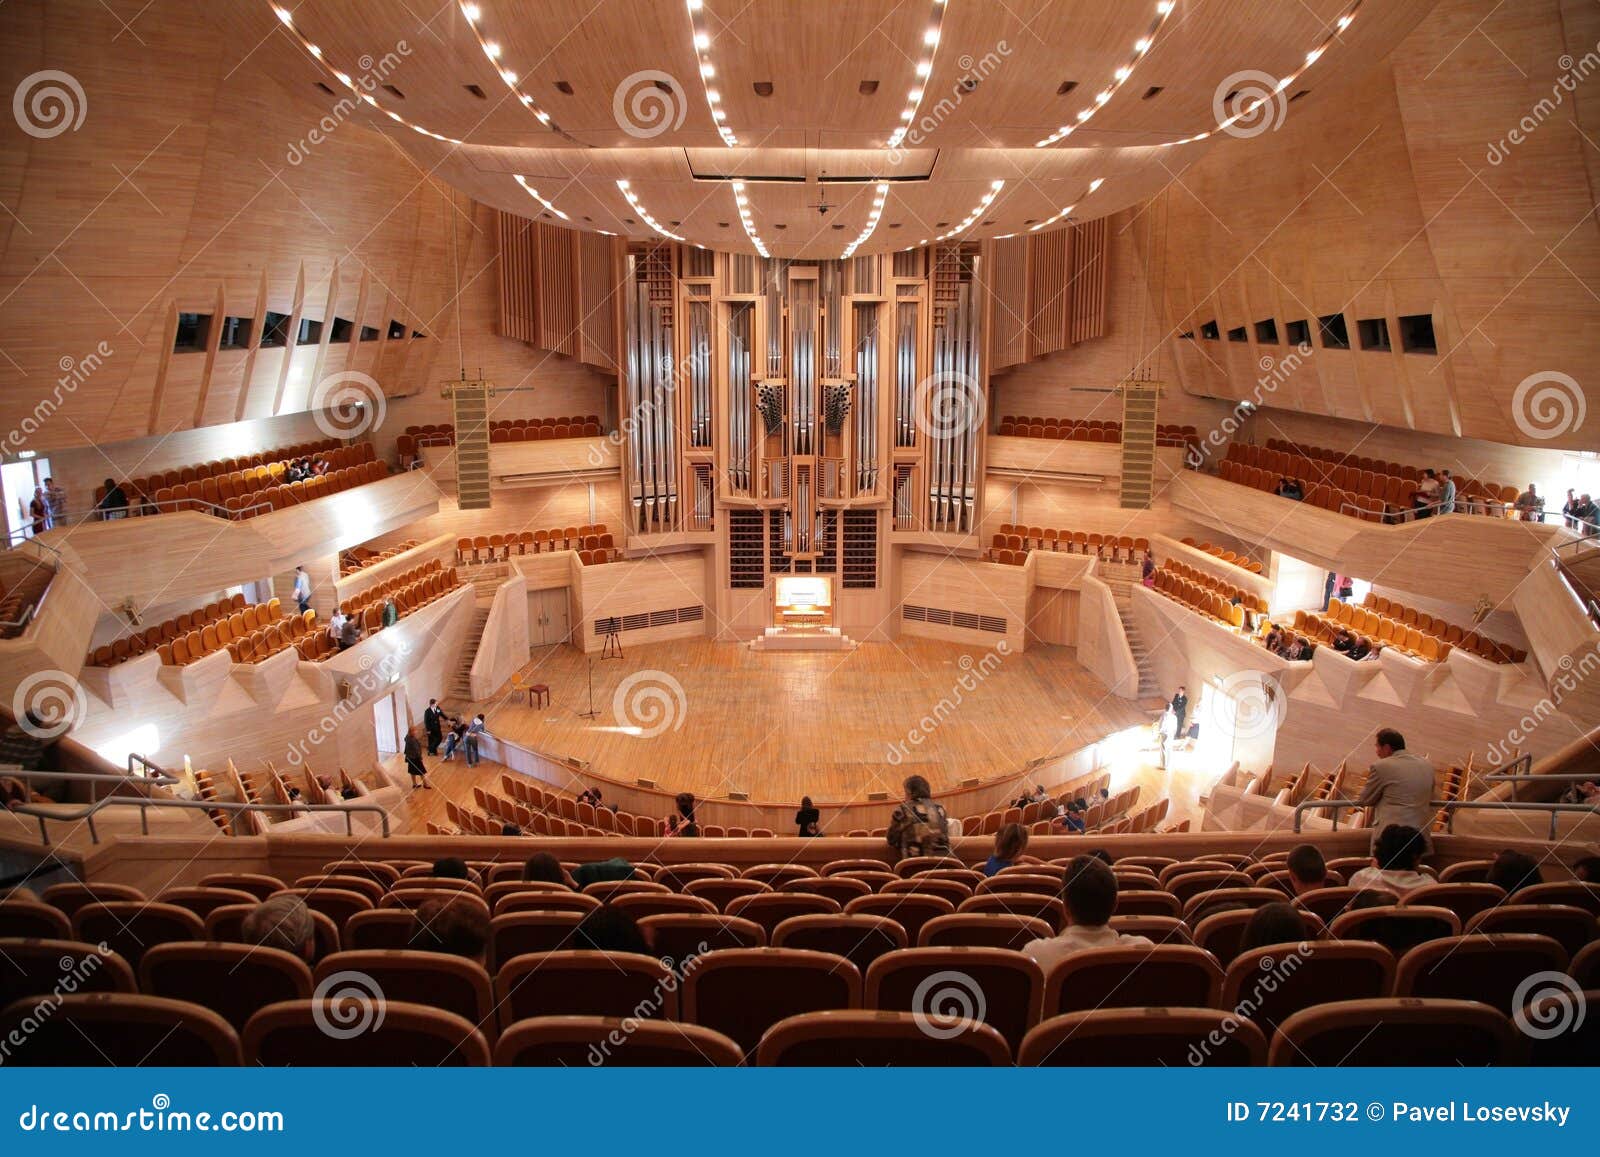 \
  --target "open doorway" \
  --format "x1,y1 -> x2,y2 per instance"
373,690 -> 408,757
1,457 -> 51,545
